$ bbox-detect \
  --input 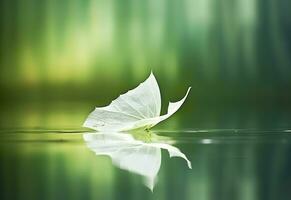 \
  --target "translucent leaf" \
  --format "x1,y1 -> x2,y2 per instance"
83,72 -> 190,131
